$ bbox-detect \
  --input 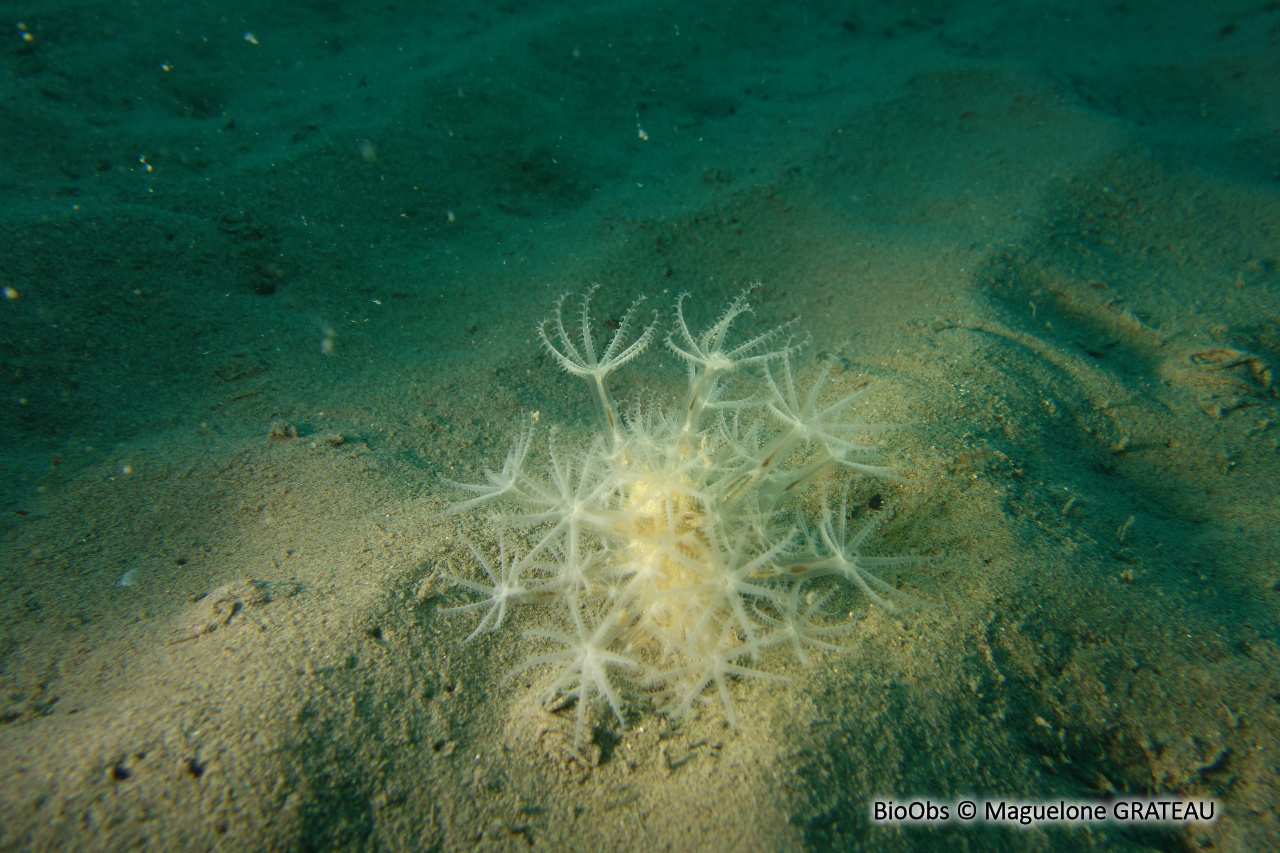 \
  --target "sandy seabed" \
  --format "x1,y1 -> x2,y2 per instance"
2,1 -> 1278,850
